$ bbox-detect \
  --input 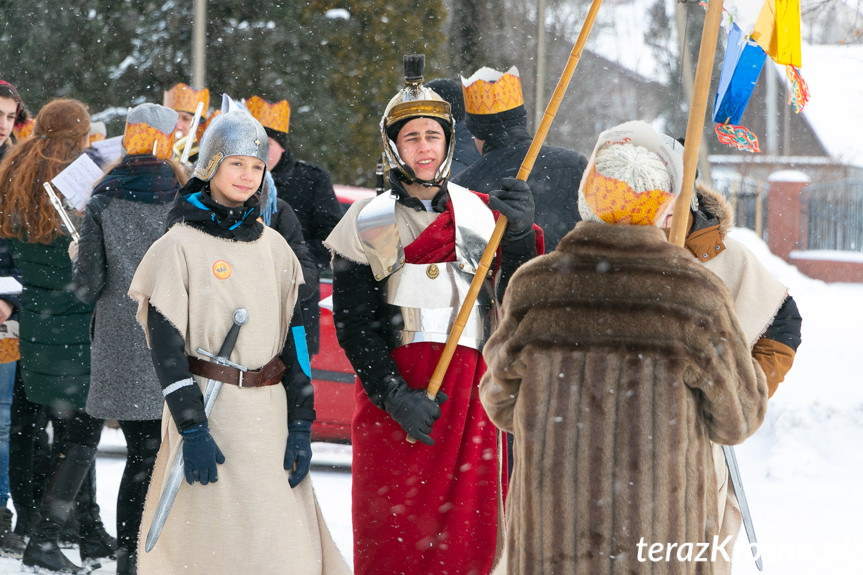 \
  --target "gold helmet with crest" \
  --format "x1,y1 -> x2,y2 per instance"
380,54 -> 455,186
